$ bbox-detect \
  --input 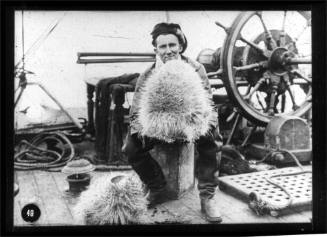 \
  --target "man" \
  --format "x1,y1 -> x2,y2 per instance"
122,22 -> 223,223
